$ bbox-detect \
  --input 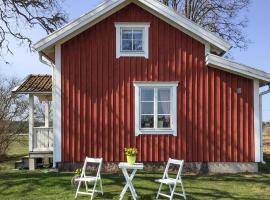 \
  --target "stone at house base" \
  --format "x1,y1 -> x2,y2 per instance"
29,158 -> 36,171
207,162 -> 258,174
27,152 -> 53,170
57,162 -> 258,174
